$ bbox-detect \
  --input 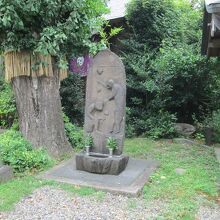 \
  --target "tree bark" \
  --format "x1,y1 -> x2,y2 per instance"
0,56 -> 3,77
11,69 -> 72,158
